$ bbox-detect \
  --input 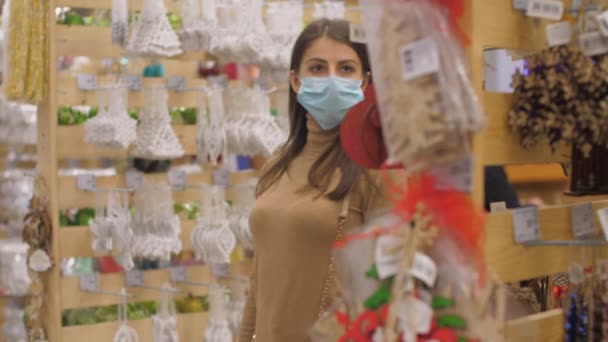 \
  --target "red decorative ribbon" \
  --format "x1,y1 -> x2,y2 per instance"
432,0 -> 470,45
336,310 -> 380,342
